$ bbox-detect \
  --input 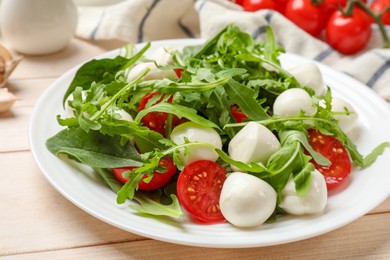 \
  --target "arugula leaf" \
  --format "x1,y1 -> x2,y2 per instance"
130,191 -> 184,218
279,130 -> 330,166
225,79 -> 269,121
135,102 -> 220,129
